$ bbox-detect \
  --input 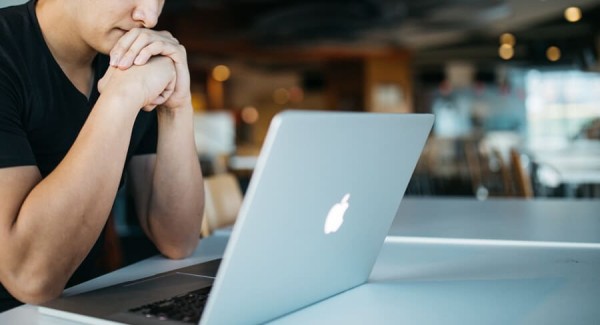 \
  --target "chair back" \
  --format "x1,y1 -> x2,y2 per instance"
509,148 -> 534,198
201,173 -> 243,237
